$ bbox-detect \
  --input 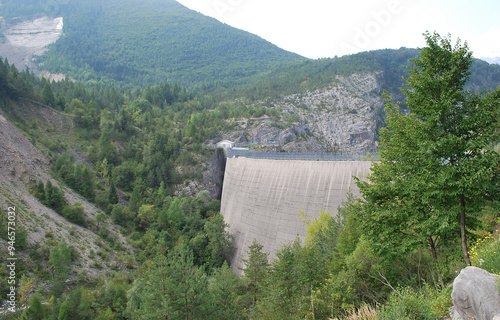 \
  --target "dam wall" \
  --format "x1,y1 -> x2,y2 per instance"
220,156 -> 372,273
